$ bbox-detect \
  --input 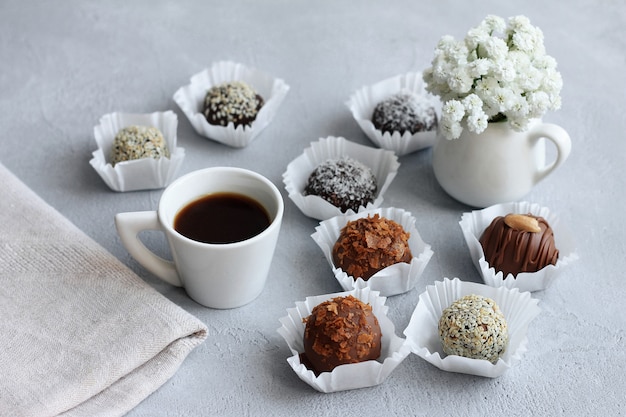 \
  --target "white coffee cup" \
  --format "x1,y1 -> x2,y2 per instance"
115,167 -> 284,309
